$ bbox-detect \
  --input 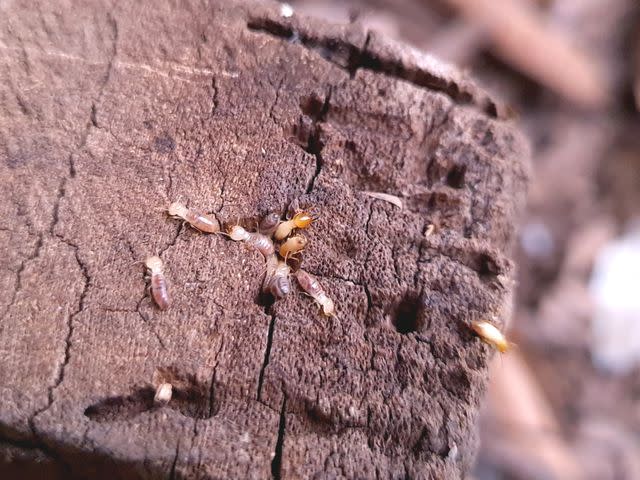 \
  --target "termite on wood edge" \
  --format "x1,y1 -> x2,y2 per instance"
470,320 -> 512,353
274,211 -> 314,241
295,269 -> 335,317
168,201 -> 220,233
145,255 -> 170,310
227,225 -> 275,257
